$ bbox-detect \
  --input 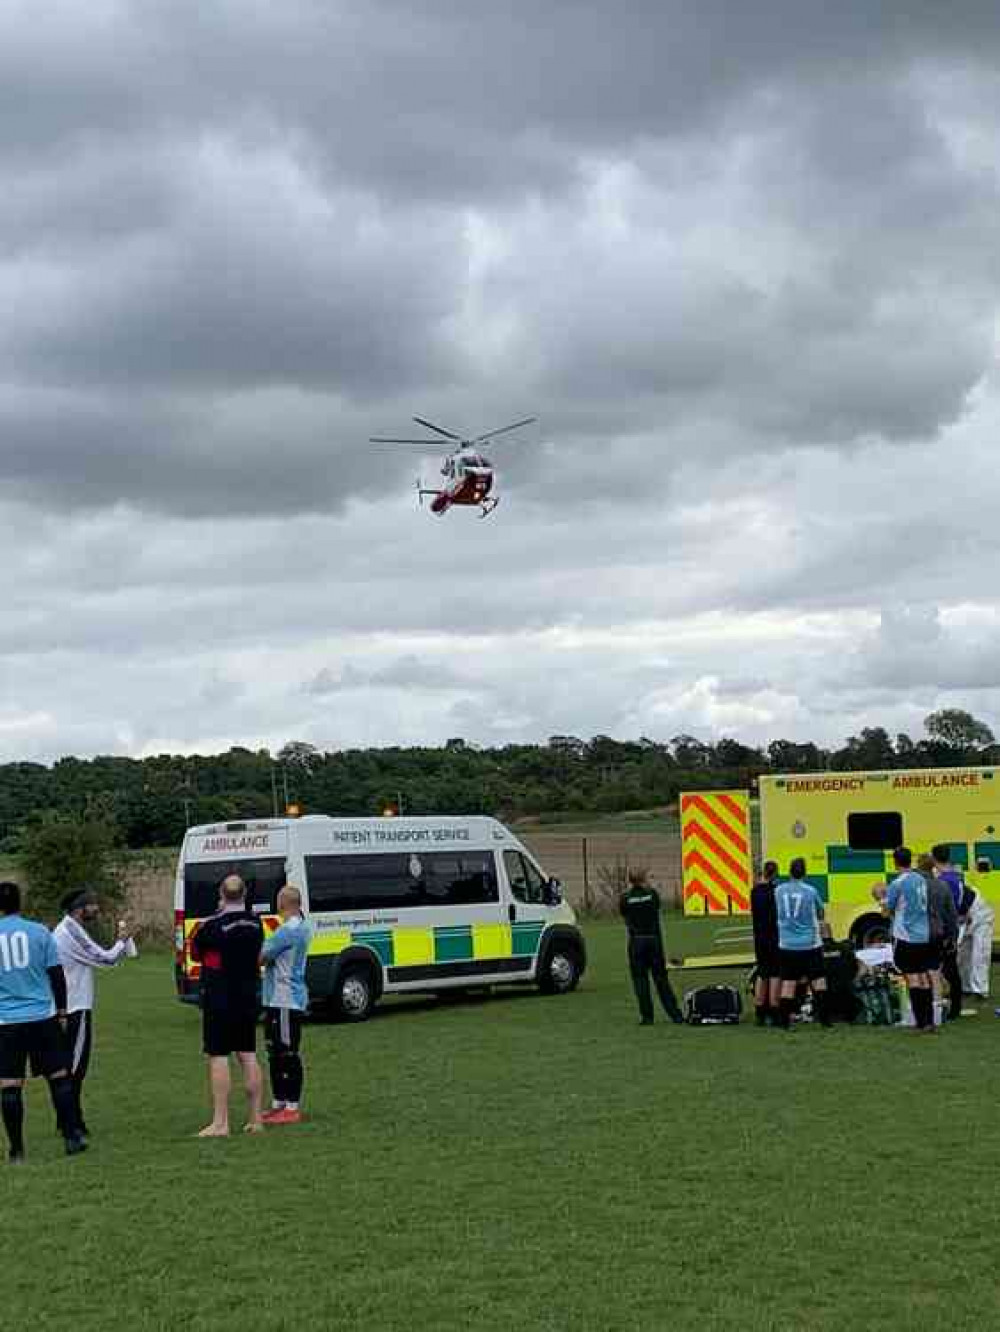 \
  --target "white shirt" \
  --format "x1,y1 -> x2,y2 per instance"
53,916 -> 129,1013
